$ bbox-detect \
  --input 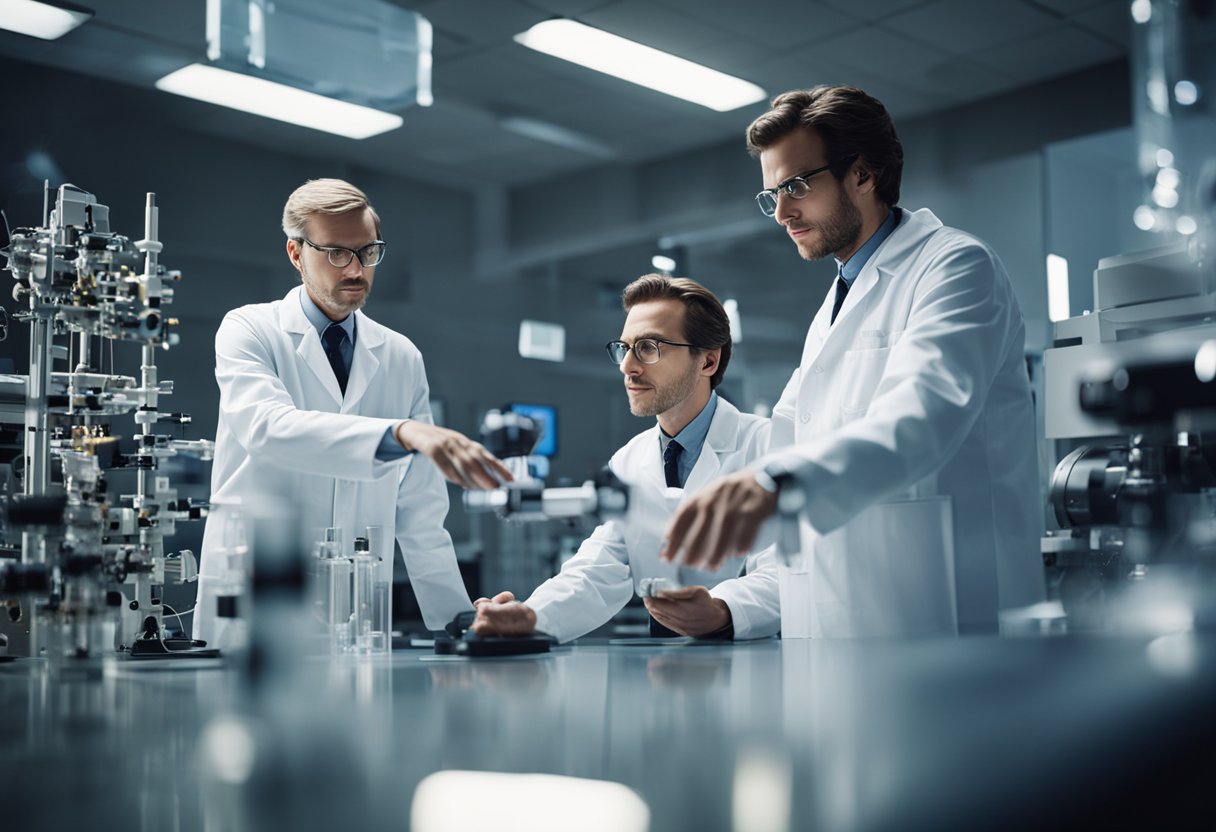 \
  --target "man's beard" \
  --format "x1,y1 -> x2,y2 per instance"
795,188 -> 863,261
629,361 -> 701,418
302,267 -> 370,315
